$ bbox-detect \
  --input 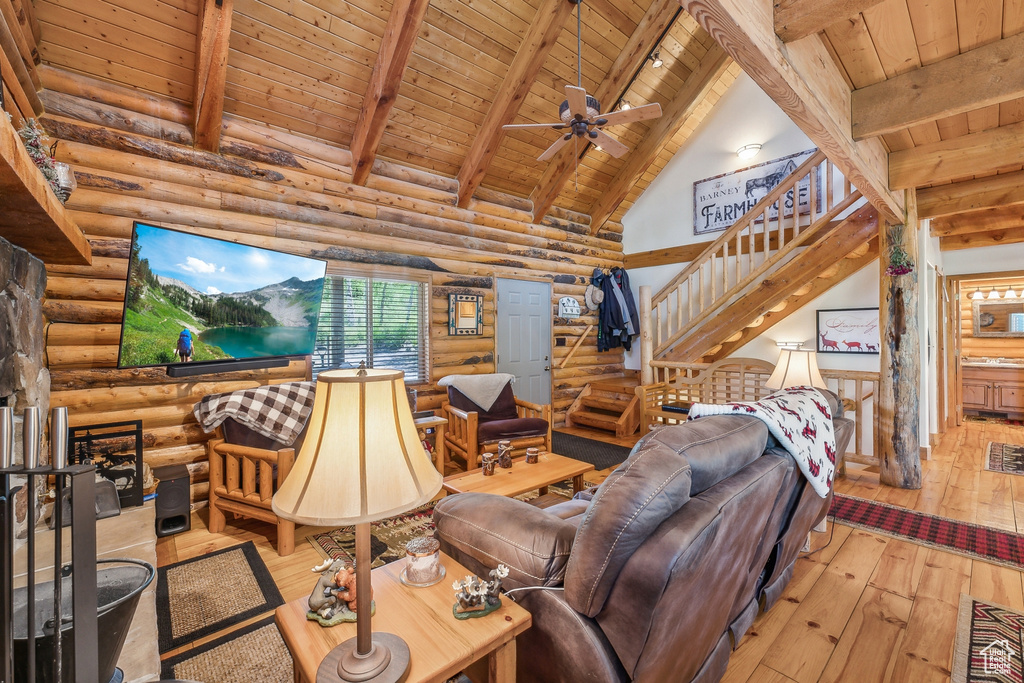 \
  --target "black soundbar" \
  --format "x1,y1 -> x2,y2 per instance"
165,357 -> 292,378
